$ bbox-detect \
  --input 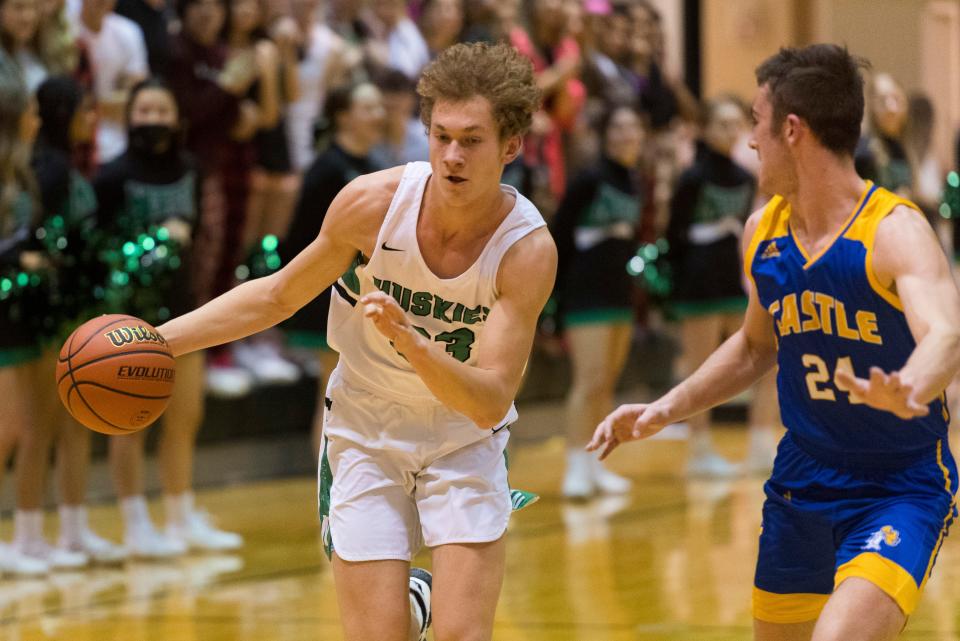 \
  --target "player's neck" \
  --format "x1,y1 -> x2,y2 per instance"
786,153 -> 866,239
421,178 -> 511,240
